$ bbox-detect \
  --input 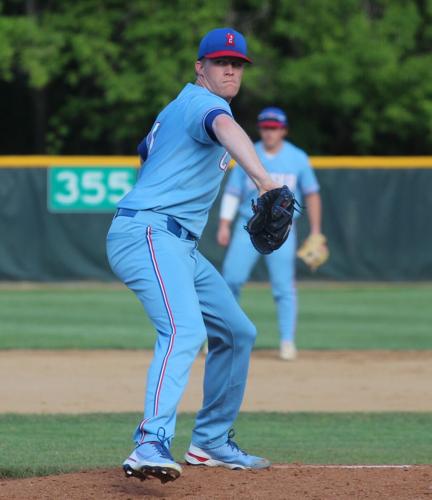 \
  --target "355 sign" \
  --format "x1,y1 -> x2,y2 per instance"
48,167 -> 136,212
